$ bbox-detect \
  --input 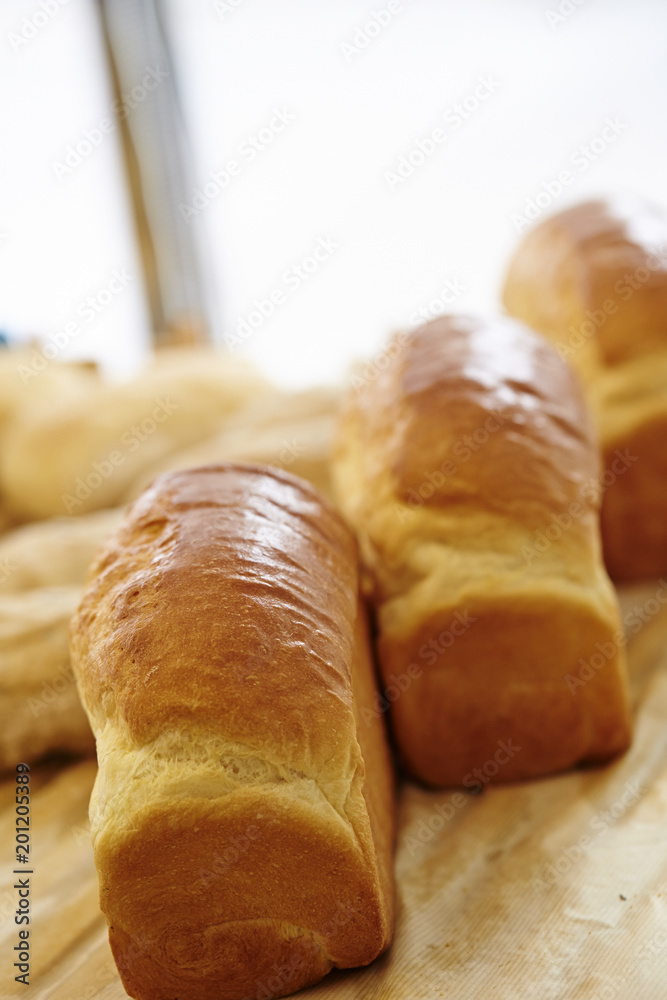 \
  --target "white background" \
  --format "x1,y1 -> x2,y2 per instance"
1,0 -> 667,386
